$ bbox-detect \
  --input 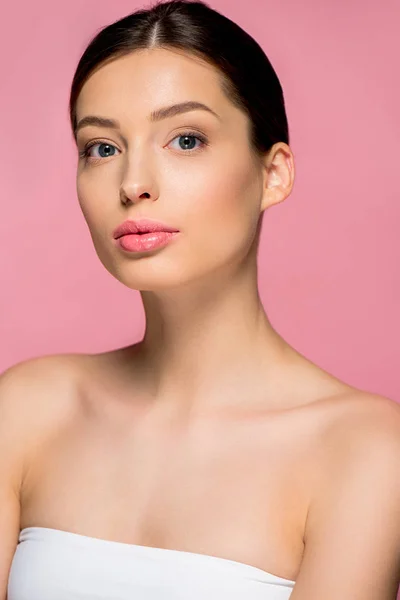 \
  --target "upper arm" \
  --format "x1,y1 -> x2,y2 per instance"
0,355 -> 77,599
291,395 -> 400,600
0,363 -> 28,600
